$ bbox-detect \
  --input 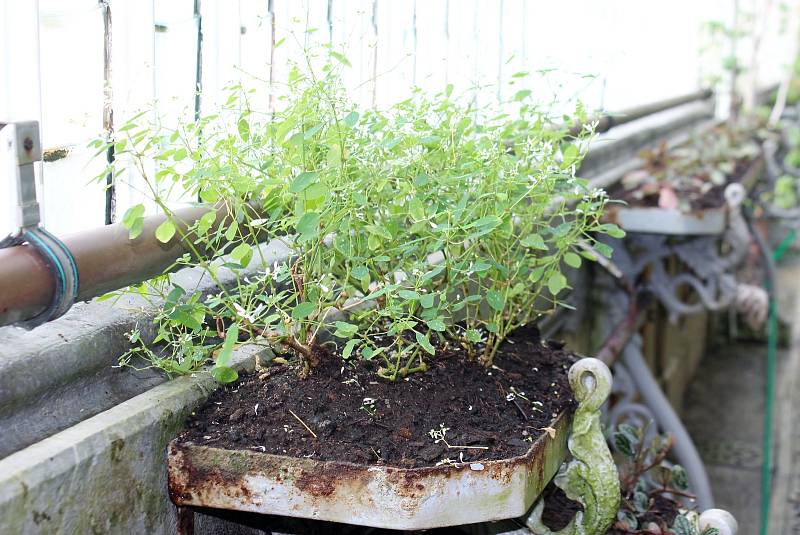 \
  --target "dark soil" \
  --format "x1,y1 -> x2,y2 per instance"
540,483 -> 583,531
181,325 -> 577,467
